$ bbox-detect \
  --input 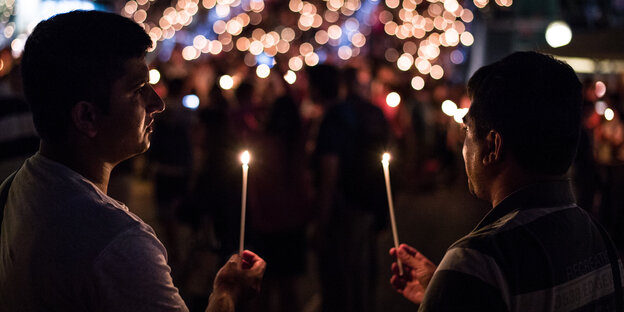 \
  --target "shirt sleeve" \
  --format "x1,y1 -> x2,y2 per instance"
419,247 -> 509,312
93,224 -> 189,312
